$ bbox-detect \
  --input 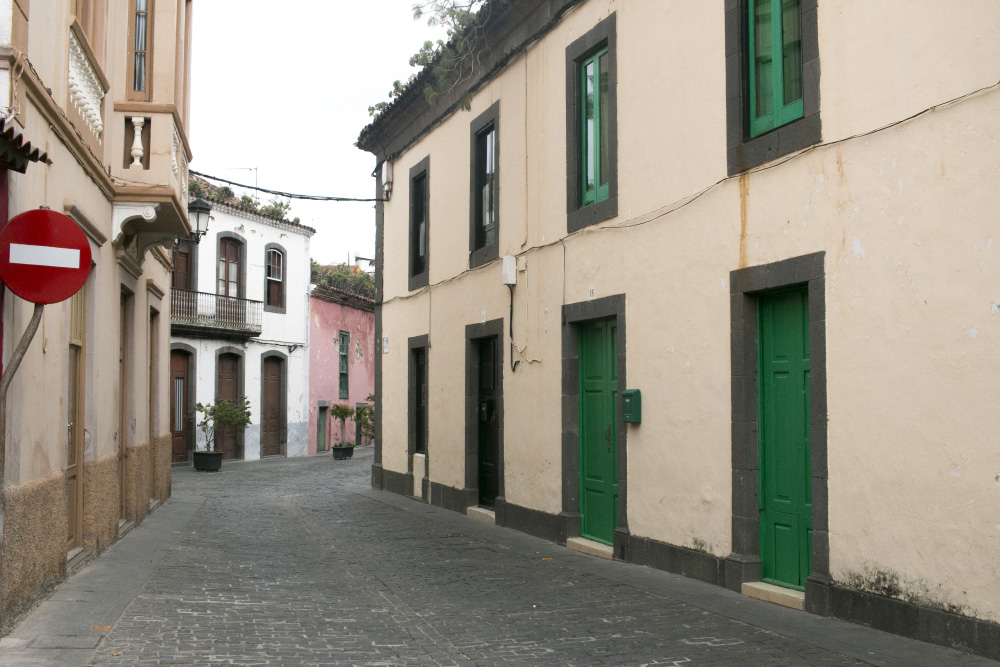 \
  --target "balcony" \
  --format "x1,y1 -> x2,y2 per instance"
170,289 -> 262,340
